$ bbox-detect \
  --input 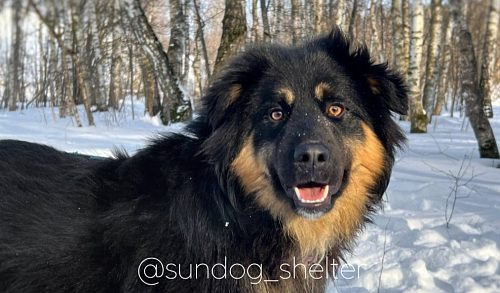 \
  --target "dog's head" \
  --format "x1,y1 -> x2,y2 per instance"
200,30 -> 407,238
